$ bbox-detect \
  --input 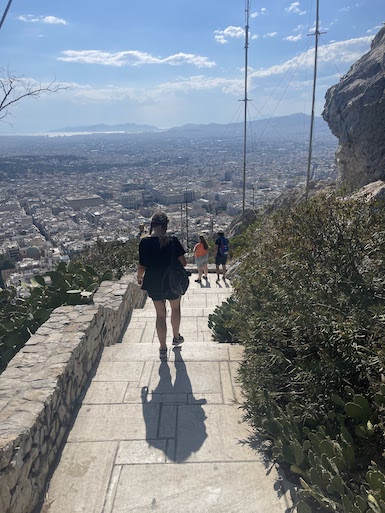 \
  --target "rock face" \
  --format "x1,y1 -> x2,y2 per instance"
322,26 -> 385,188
